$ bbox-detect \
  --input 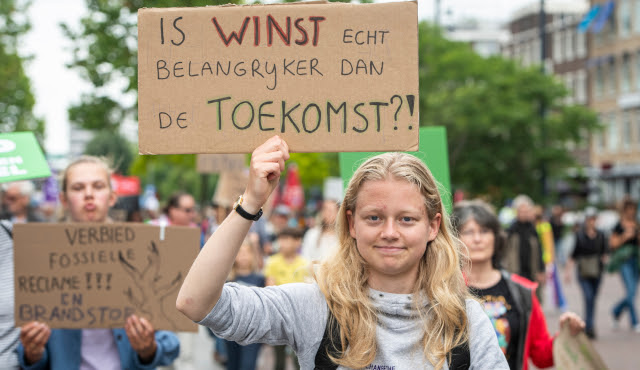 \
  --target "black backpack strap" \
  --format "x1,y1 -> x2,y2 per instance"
314,311 -> 342,370
315,310 -> 470,370
0,220 -> 12,238
449,340 -> 470,370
